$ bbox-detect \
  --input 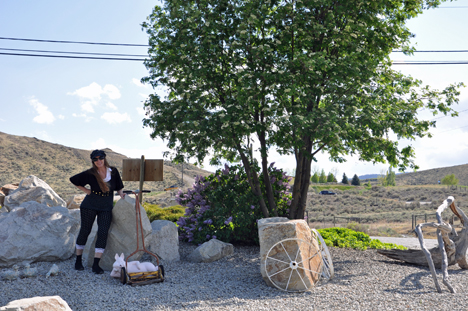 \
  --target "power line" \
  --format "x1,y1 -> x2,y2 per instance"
0,52 -> 145,61
0,47 -> 147,57
1,37 -> 468,54
392,61 -> 468,65
0,37 -> 149,47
